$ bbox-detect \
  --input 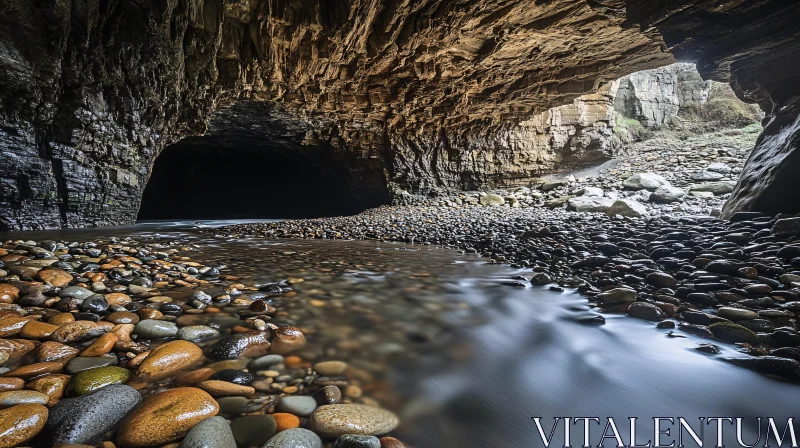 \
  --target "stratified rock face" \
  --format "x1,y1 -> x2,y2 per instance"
0,0 -> 799,228
614,63 -> 712,127
390,82 -> 621,196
